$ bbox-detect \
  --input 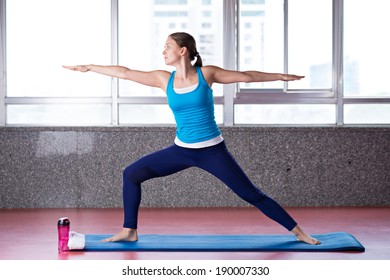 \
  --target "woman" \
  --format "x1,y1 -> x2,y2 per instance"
64,32 -> 320,245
